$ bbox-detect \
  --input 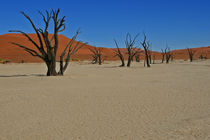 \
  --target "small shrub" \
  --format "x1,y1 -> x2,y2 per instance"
0,59 -> 10,64
71,58 -> 80,61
